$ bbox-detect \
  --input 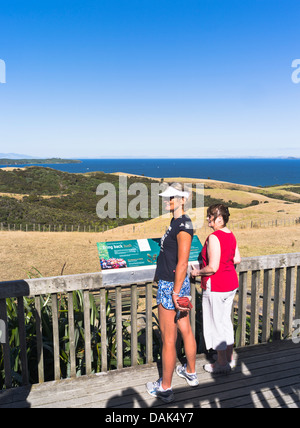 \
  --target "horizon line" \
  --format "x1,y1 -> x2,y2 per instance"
74,156 -> 300,160
1,155 -> 300,160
